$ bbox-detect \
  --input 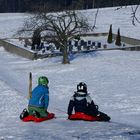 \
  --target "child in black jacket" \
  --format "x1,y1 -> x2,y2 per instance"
67,82 -> 110,121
